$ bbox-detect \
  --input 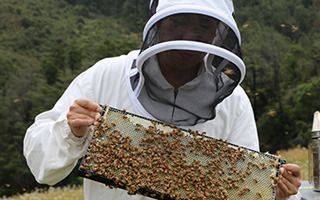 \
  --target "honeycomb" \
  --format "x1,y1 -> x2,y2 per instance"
78,106 -> 285,200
